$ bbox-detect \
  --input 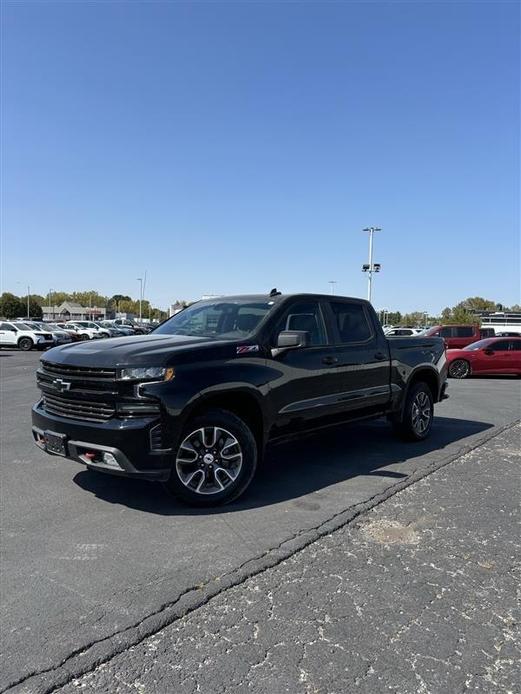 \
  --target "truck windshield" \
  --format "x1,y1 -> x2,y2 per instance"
153,301 -> 274,339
